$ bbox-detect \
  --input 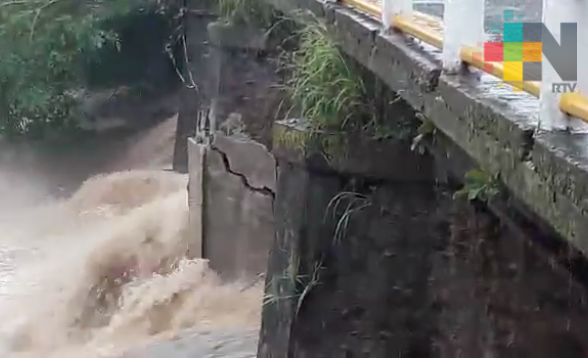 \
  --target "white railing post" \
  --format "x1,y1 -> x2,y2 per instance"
540,0 -> 588,131
442,0 -> 485,72
382,0 -> 413,30
578,5 -> 588,130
